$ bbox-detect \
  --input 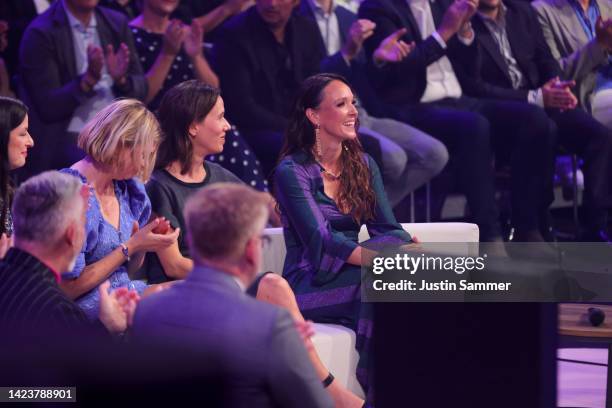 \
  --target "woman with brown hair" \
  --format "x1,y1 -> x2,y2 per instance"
274,73 -> 414,402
